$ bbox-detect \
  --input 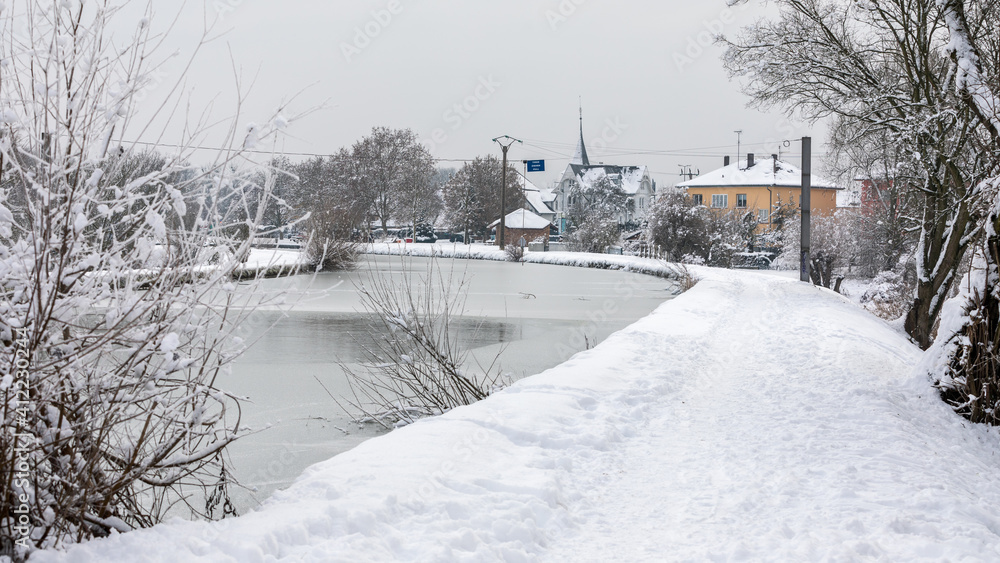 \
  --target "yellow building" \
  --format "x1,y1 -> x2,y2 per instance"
677,154 -> 841,232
